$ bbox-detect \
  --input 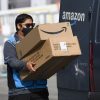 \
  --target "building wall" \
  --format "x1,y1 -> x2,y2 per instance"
8,0 -> 30,9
